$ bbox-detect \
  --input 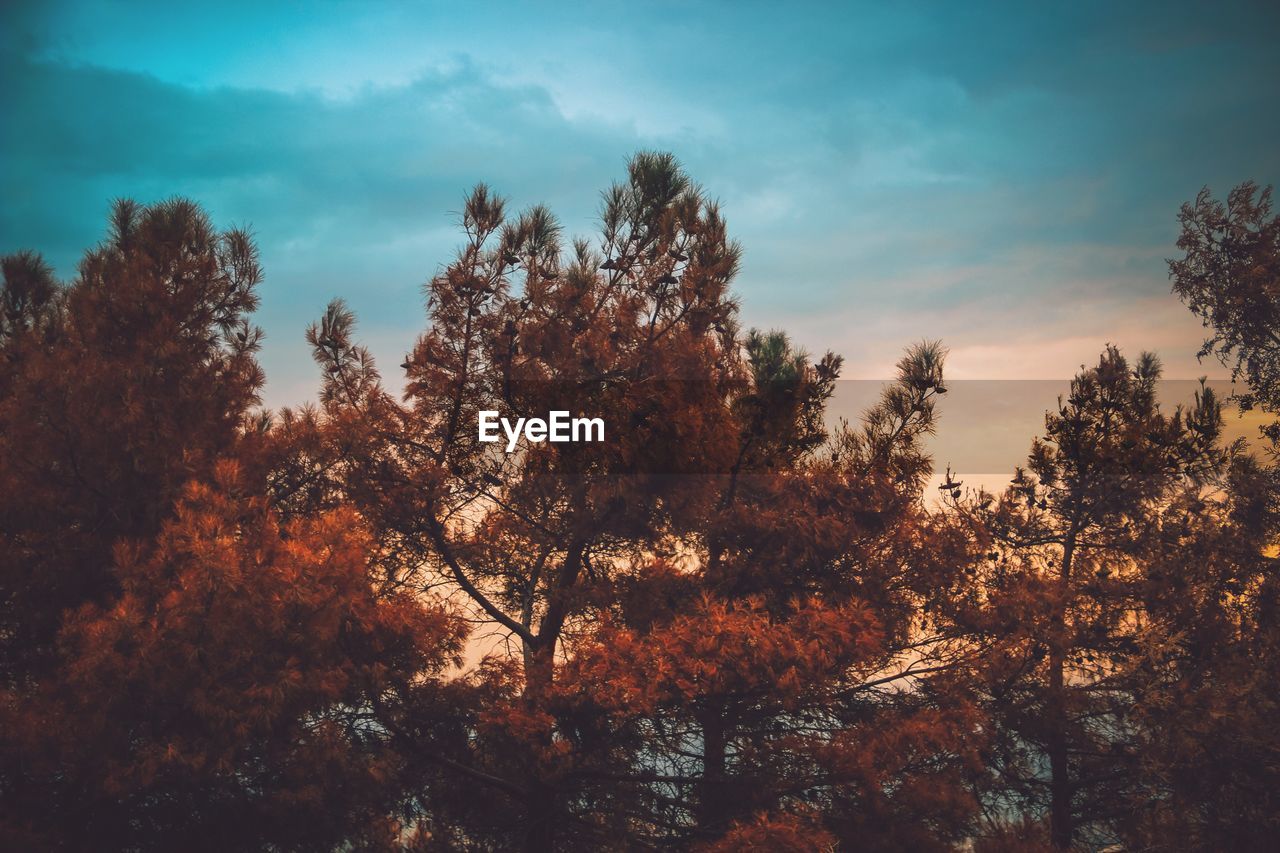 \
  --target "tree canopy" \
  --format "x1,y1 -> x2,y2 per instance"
2,163 -> 1277,851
